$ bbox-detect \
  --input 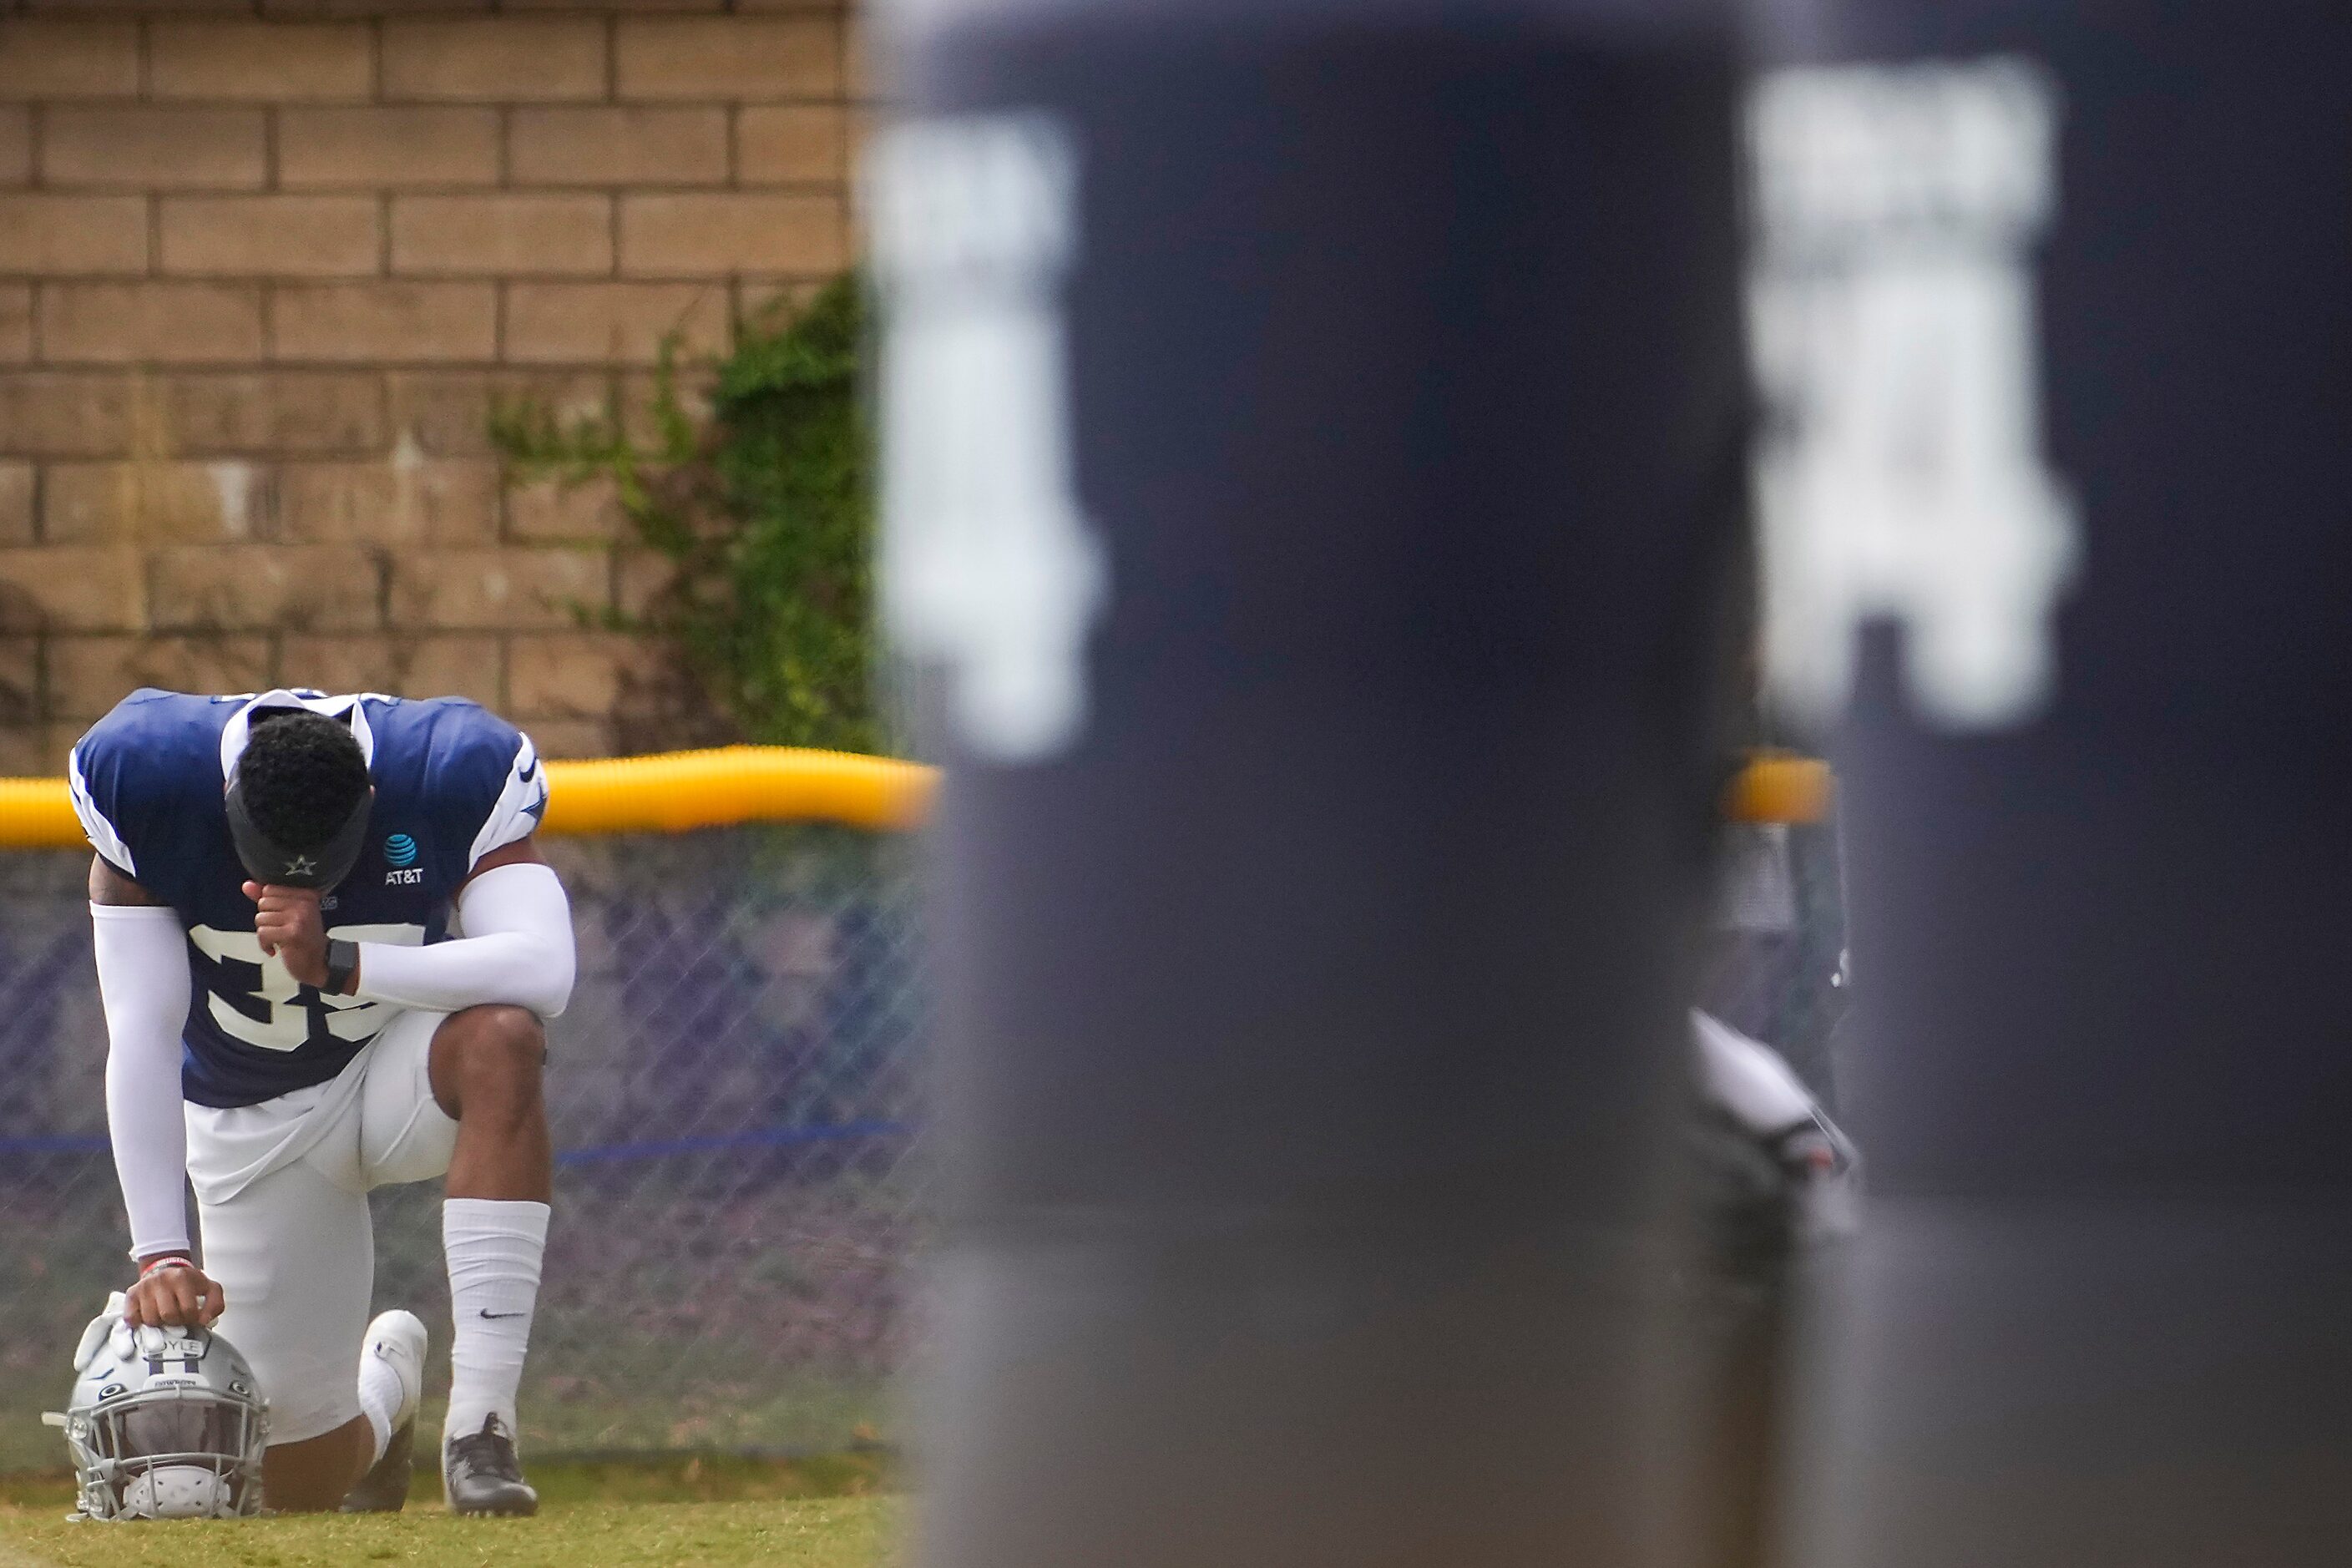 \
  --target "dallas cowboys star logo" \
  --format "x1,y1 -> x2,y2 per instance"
284,854 -> 317,878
